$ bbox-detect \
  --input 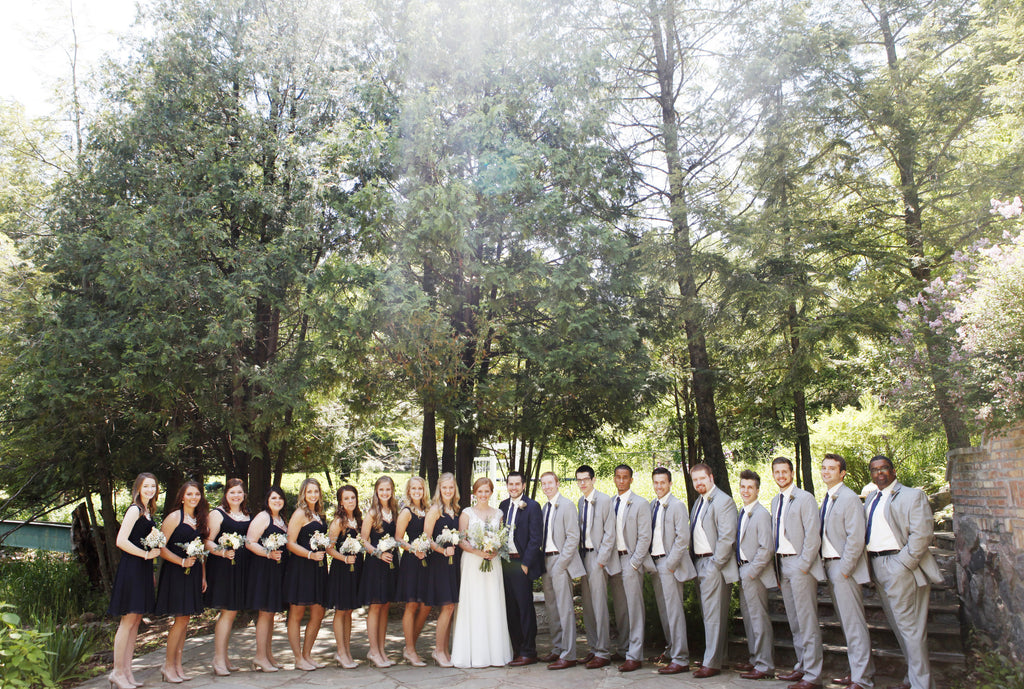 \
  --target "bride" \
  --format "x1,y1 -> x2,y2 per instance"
450,477 -> 513,668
